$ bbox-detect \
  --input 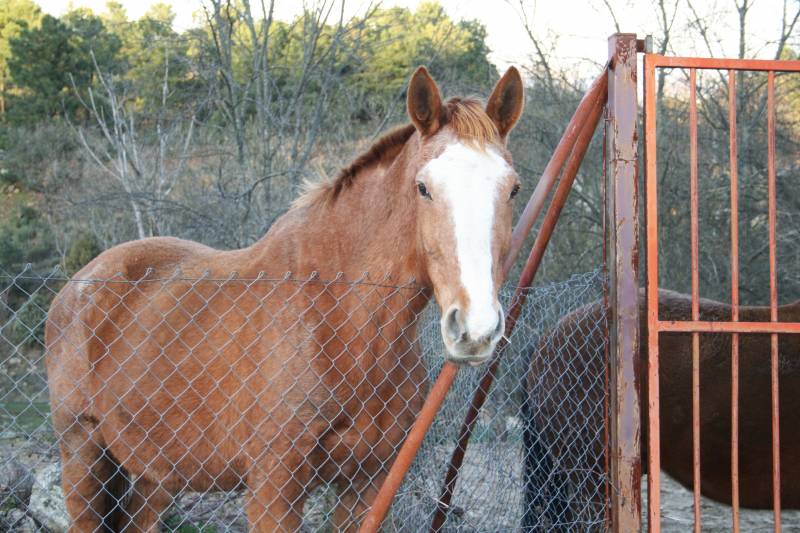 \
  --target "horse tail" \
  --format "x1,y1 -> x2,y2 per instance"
102,452 -> 130,532
521,390 -> 547,531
